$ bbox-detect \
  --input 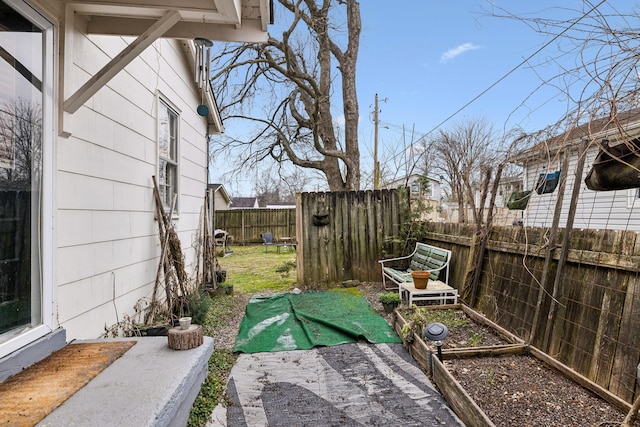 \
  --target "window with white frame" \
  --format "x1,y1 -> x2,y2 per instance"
0,0 -> 53,351
410,182 -> 420,198
158,100 -> 179,211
